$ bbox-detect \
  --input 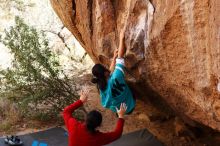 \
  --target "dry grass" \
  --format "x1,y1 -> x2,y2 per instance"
0,98 -> 22,134
0,97 -> 63,136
